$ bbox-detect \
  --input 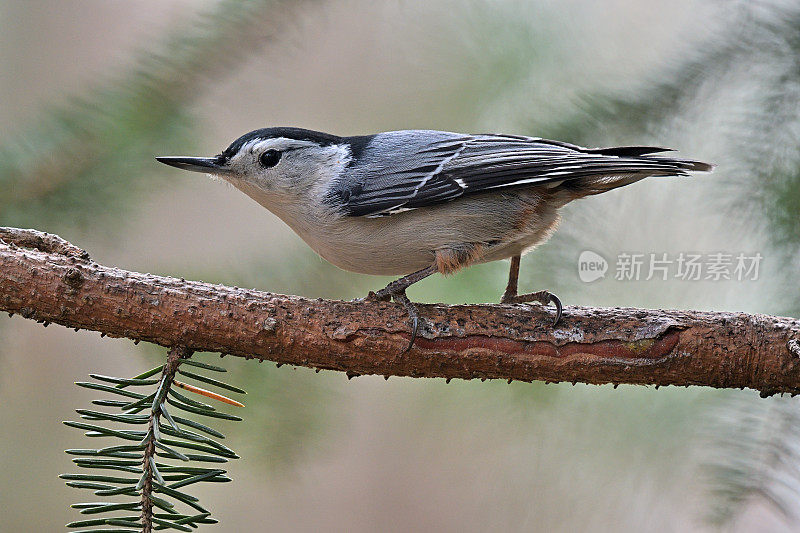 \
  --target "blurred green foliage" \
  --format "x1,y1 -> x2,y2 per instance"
0,0 -> 296,231
702,392 -> 800,527
541,2 -> 800,280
